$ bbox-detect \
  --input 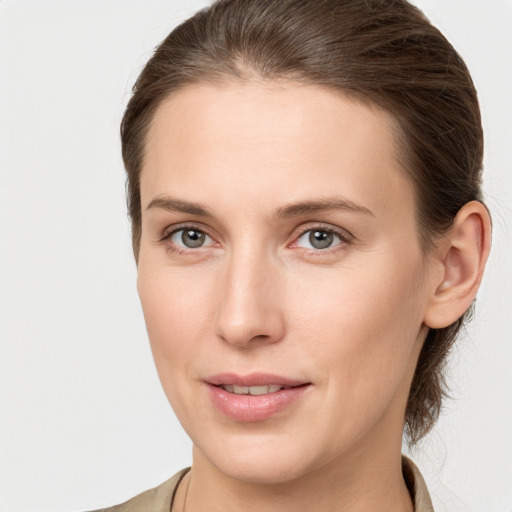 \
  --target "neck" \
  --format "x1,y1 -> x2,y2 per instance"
177,436 -> 413,512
